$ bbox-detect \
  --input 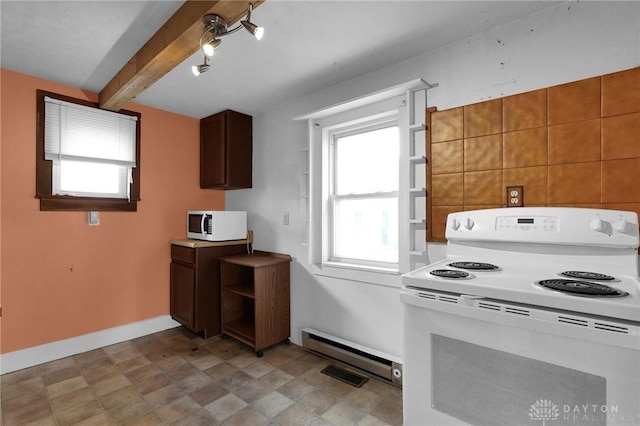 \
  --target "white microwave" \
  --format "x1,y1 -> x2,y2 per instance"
187,210 -> 247,241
